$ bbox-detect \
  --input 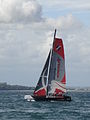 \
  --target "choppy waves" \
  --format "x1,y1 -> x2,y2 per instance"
0,90 -> 90,120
